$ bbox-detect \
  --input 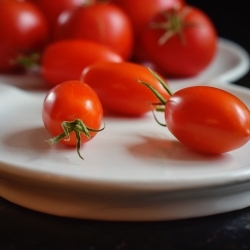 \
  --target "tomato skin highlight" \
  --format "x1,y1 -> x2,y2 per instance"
81,62 -> 171,116
0,0 -> 48,72
41,39 -> 123,87
141,6 -> 217,77
42,80 -> 103,146
54,3 -> 134,60
165,86 -> 250,154
31,0 -> 87,40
